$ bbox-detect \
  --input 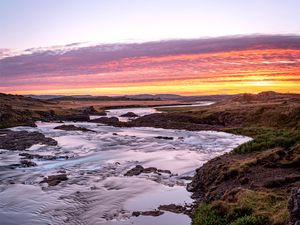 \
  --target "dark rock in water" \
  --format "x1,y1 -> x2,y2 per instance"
82,106 -> 107,116
158,204 -> 190,215
125,165 -> 144,176
41,174 -> 68,186
132,210 -> 164,217
179,176 -> 193,180
6,160 -> 37,169
154,136 -> 174,140
157,169 -> 171,174
57,113 -> 90,122
20,160 -> 37,167
143,167 -> 158,173
0,130 -> 57,151
125,165 -> 172,176
90,117 -> 119,124
120,112 -> 138,117
288,189 -> 300,225
19,152 -> 68,160
54,124 -> 95,132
